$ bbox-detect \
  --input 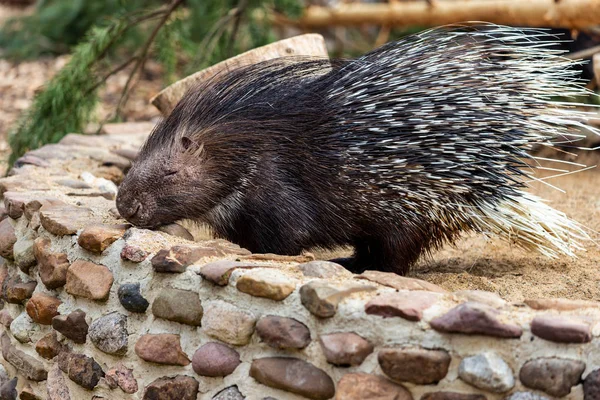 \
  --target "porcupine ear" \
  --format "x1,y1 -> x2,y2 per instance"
180,136 -> 204,157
